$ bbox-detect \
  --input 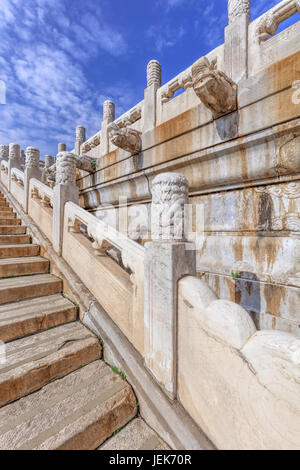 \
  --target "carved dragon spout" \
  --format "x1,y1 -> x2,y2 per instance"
108,122 -> 142,154
191,57 -> 237,118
